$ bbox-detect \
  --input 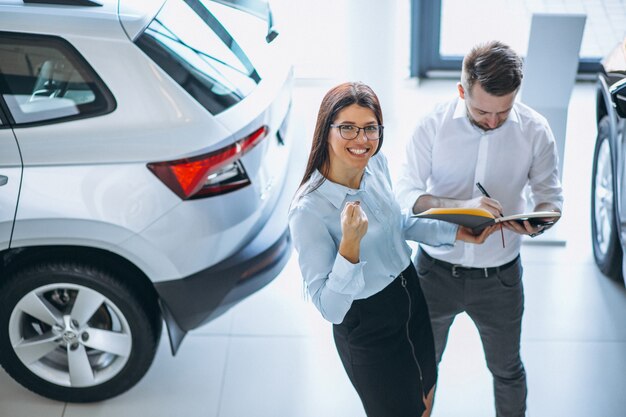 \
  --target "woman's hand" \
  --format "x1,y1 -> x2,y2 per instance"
339,201 -> 368,263
455,224 -> 498,244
